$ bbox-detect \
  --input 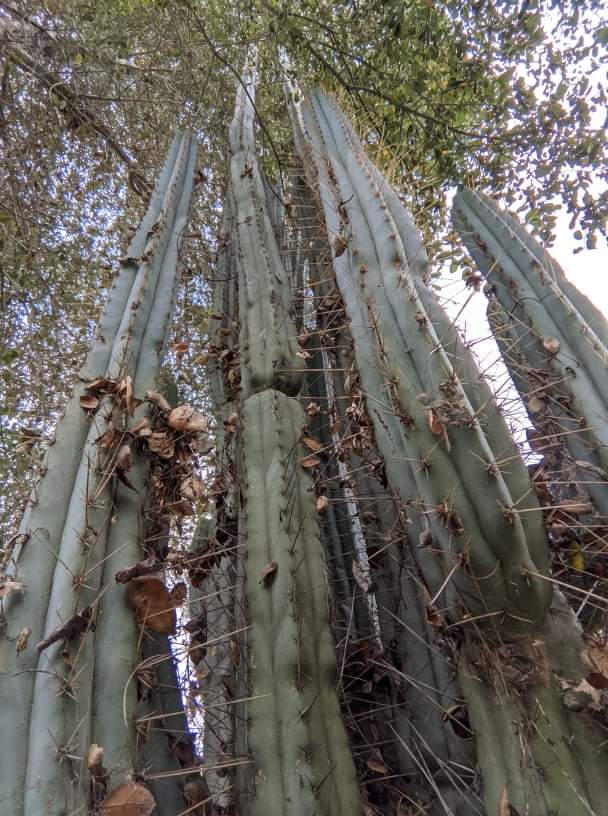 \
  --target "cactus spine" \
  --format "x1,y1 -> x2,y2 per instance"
0,132 -> 197,815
